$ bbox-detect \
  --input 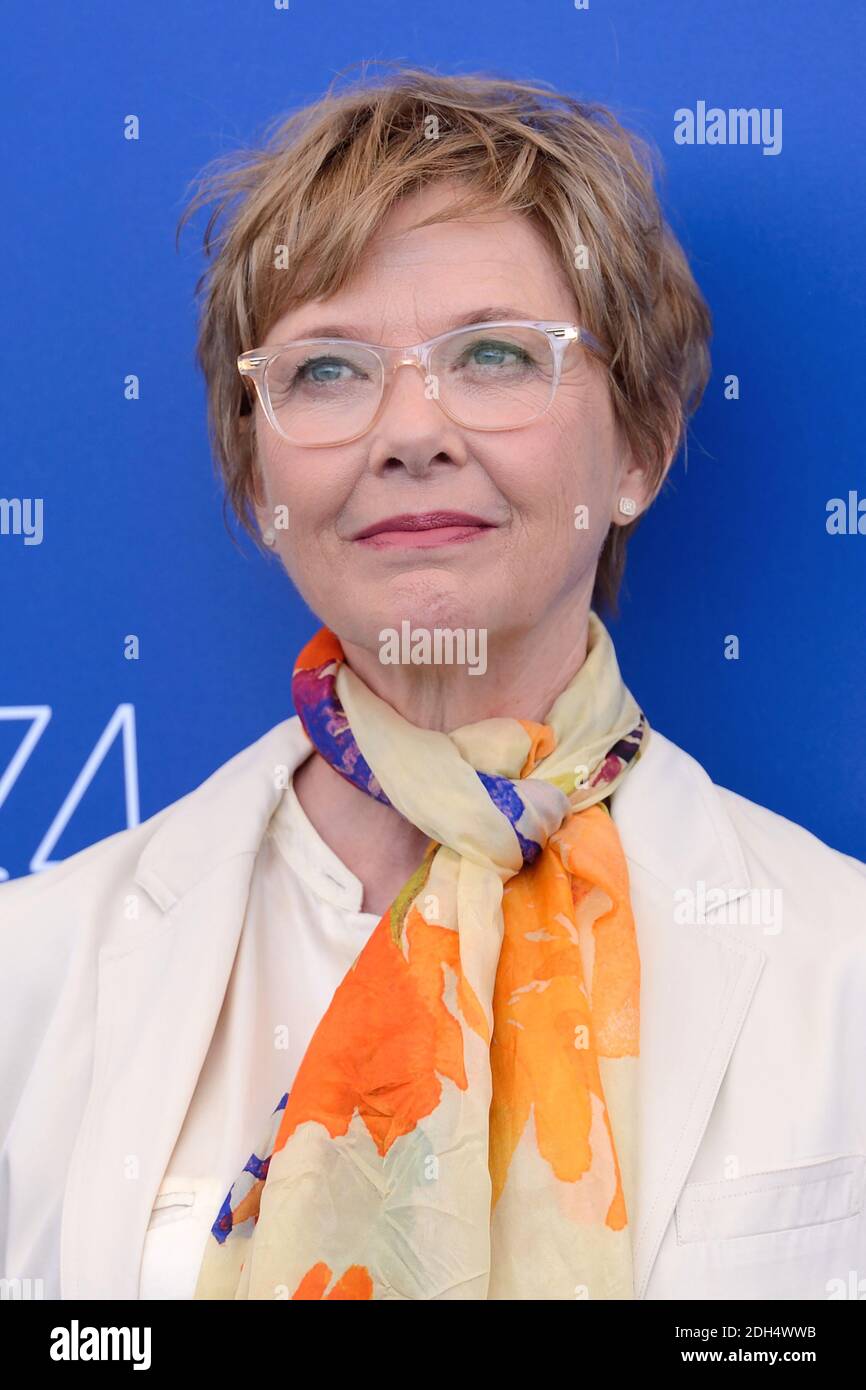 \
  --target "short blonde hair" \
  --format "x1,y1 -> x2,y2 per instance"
177,63 -> 711,614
